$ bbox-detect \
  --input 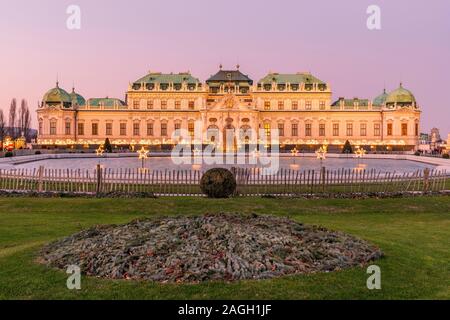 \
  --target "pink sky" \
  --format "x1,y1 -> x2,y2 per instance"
0,0 -> 449,135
